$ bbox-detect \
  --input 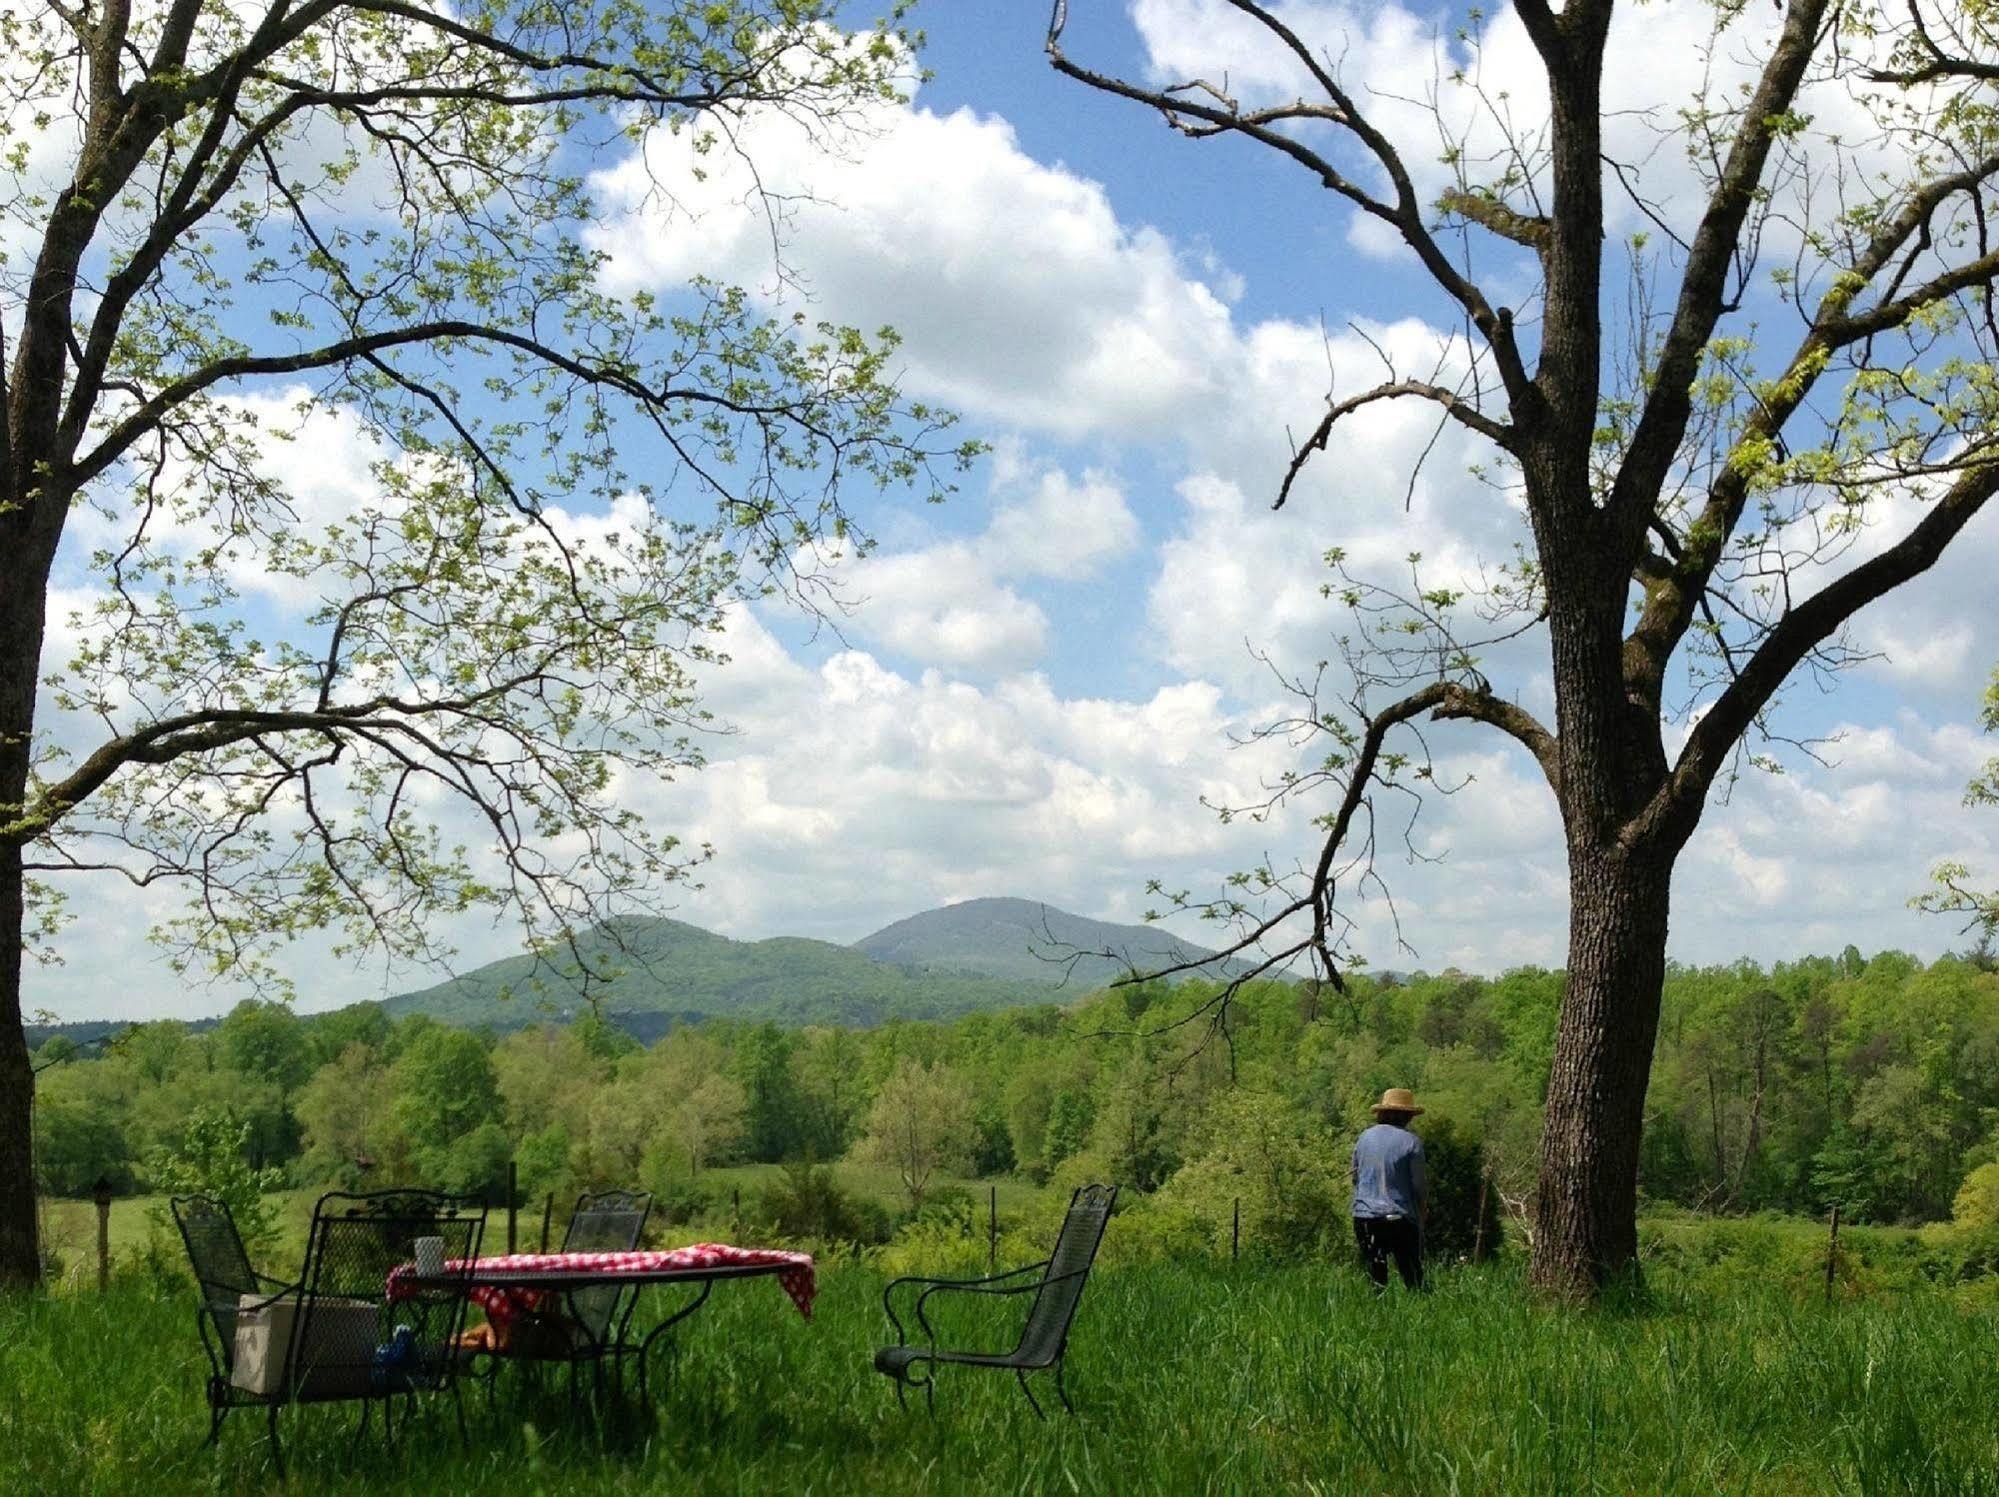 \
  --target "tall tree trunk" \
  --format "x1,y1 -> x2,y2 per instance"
0,843 -> 33,1288
0,587 -> 43,1285
1530,843 -> 1675,1293
0,517 -> 55,1286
